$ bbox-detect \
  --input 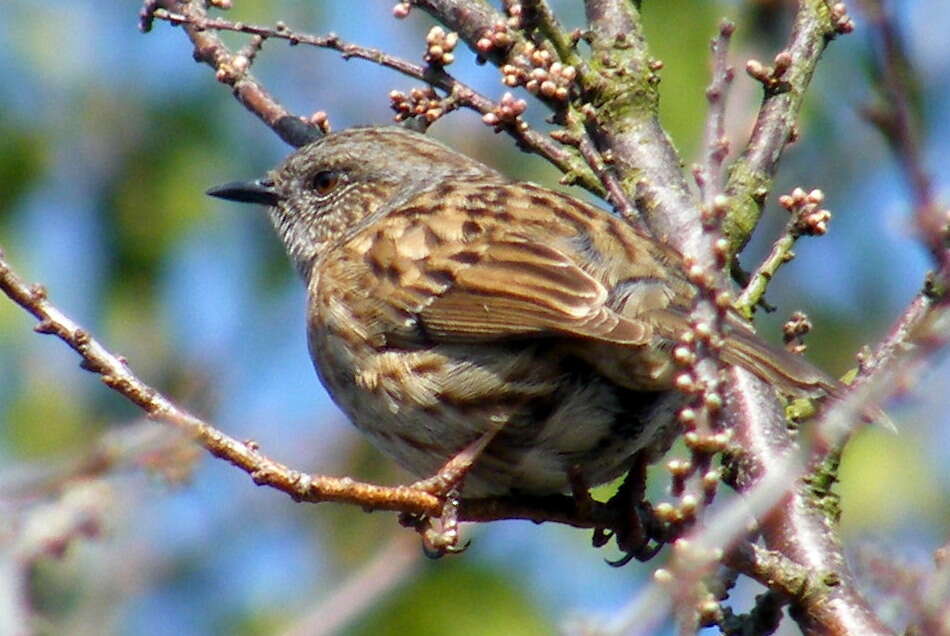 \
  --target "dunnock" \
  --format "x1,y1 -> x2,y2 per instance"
208,126 -> 836,497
